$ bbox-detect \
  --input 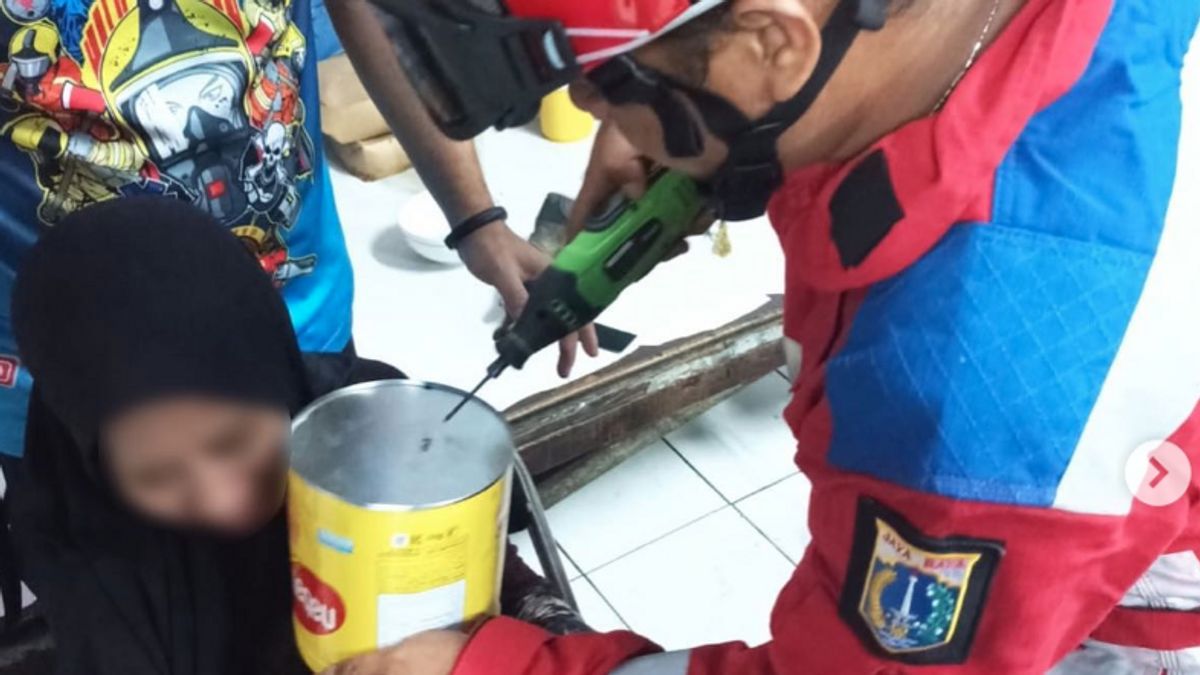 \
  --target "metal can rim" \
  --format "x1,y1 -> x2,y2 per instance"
289,379 -> 515,510
287,467 -> 513,512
